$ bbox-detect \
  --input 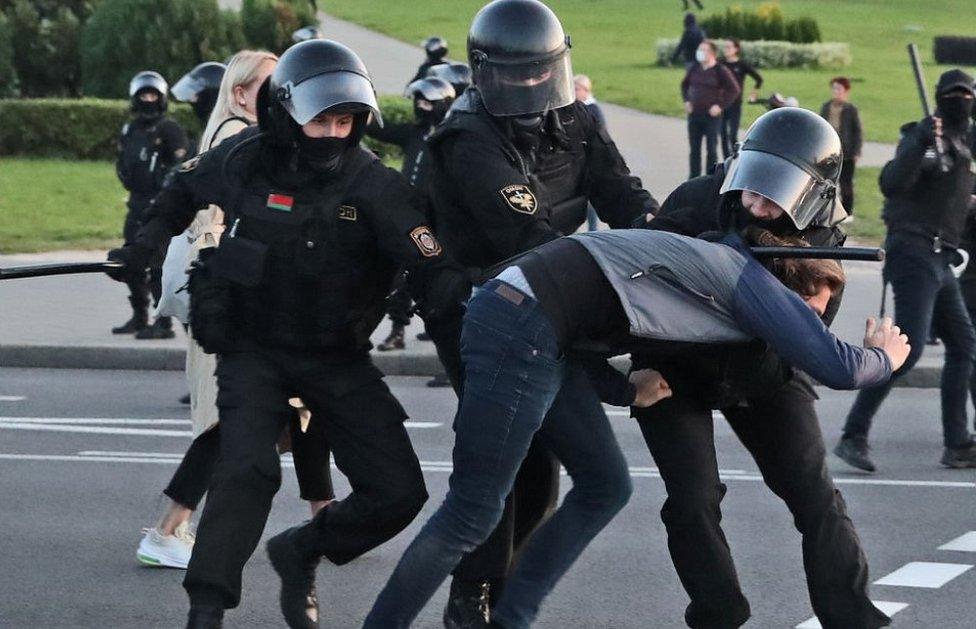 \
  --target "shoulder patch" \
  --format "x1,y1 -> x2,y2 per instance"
410,226 -> 443,258
338,205 -> 358,221
499,184 -> 537,215
178,156 -> 201,172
